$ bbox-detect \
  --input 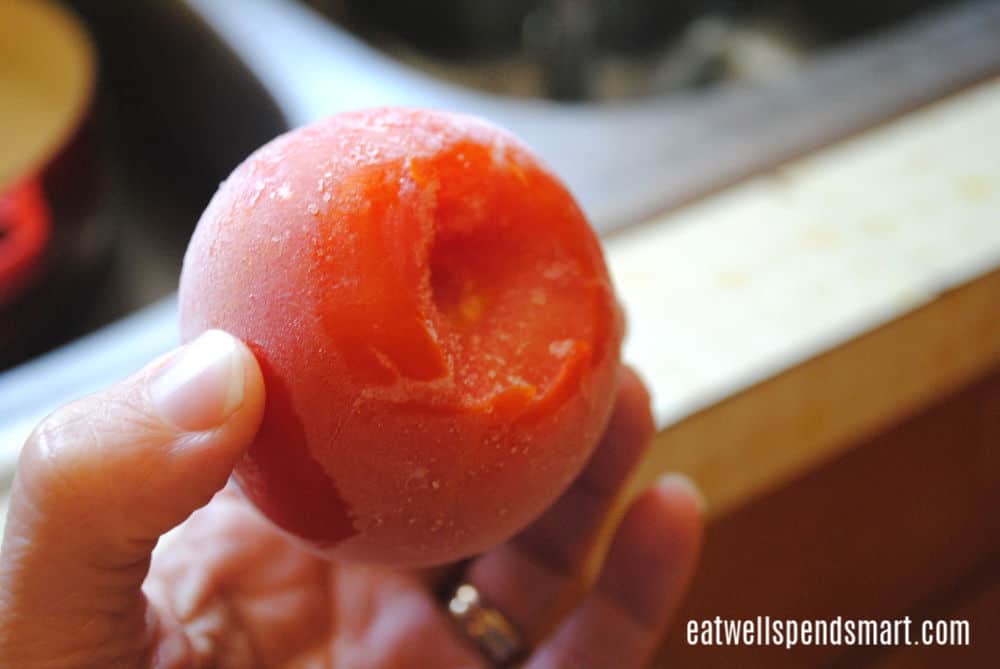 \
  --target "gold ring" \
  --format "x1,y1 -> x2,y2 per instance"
447,583 -> 525,666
